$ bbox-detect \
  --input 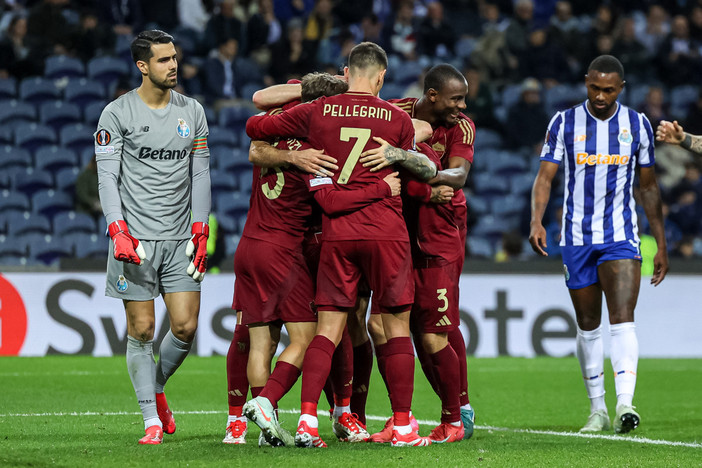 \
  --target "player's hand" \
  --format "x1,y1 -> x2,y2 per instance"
528,223 -> 548,256
290,148 -> 338,177
656,120 -> 684,144
430,185 -> 454,204
185,222 -> 209,282
108,220 -> 146,265
382,171 -> 401,196
360,136 -> 397,172
651,249 -> 669,286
